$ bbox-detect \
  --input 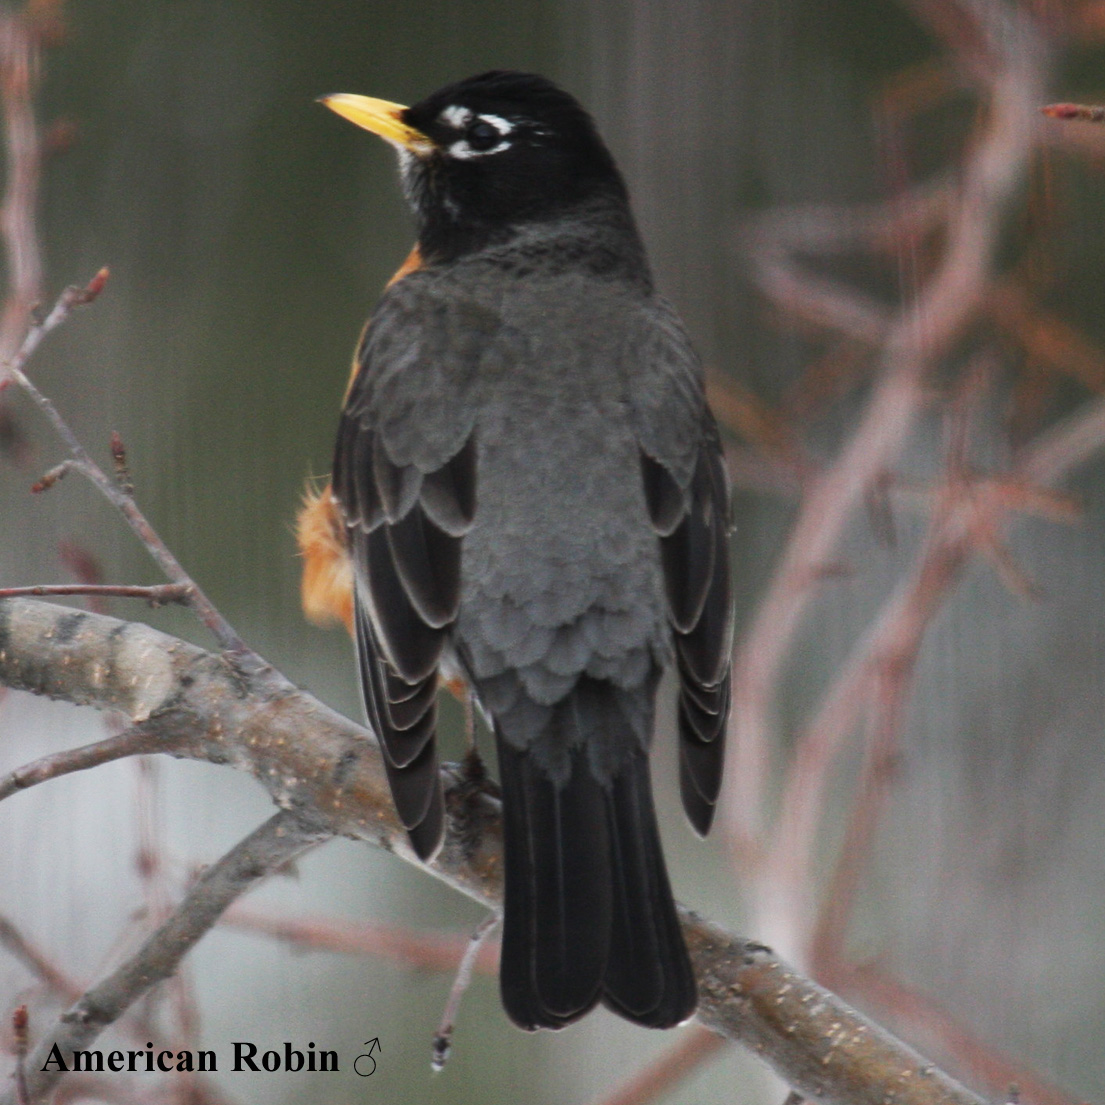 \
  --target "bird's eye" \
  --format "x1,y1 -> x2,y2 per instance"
466,120 -> 502,151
